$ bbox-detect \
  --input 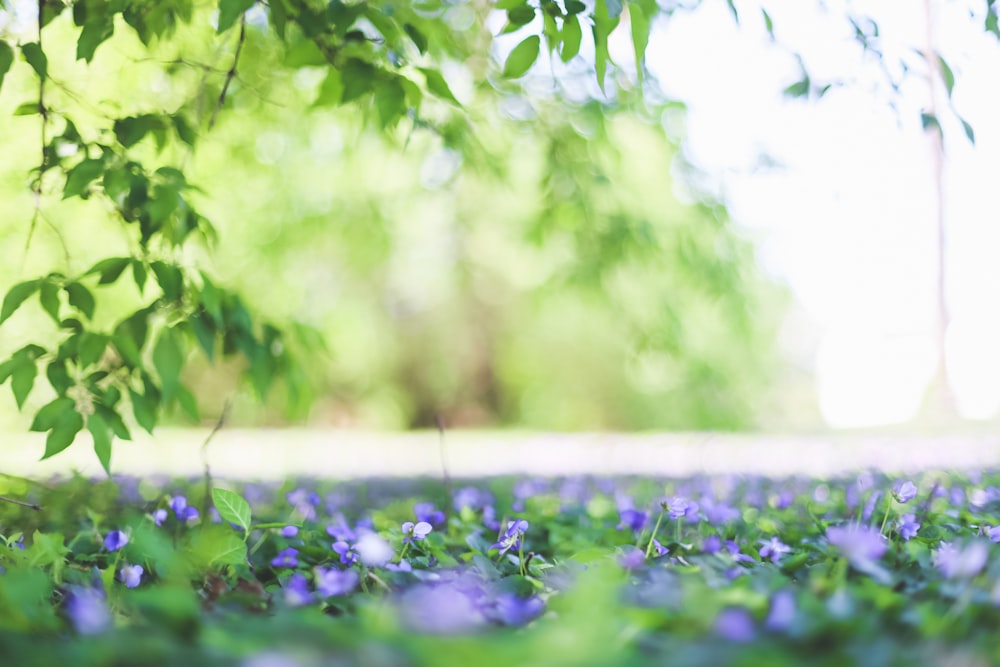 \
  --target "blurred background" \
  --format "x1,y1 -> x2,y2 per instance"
0,0 -> 998,439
